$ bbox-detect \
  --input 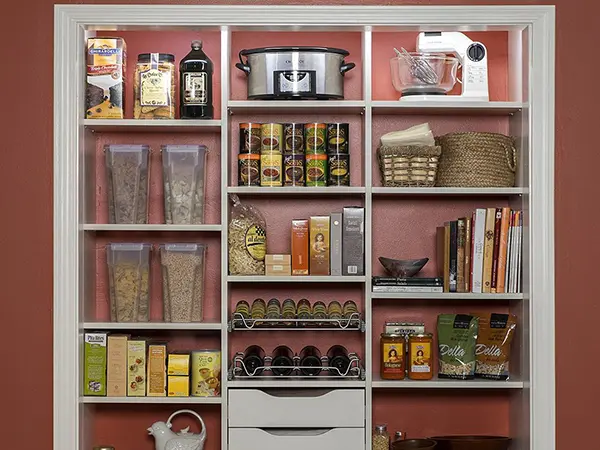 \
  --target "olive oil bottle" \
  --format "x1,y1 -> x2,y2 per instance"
180,40 -> 213,119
